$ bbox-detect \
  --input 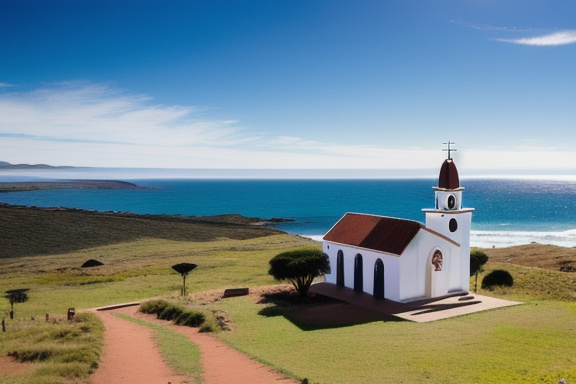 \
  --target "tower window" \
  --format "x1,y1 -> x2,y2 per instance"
449,218 -> 458,232
447,194 -> 456,210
